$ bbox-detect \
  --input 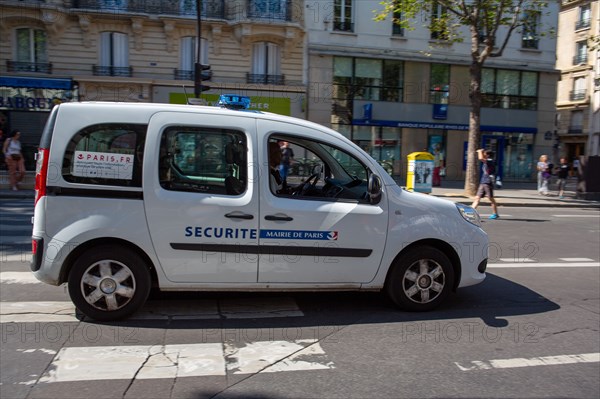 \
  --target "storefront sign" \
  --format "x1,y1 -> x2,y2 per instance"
169,93 -> 291,116
0,96 -> 56,110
